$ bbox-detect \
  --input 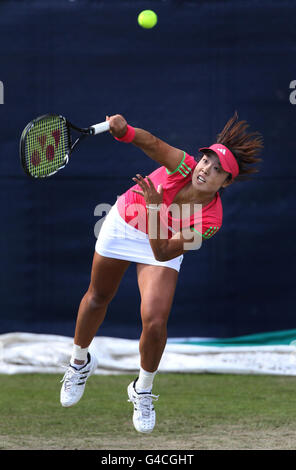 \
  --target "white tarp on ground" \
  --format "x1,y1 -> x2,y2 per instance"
1,332 -> 296,375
